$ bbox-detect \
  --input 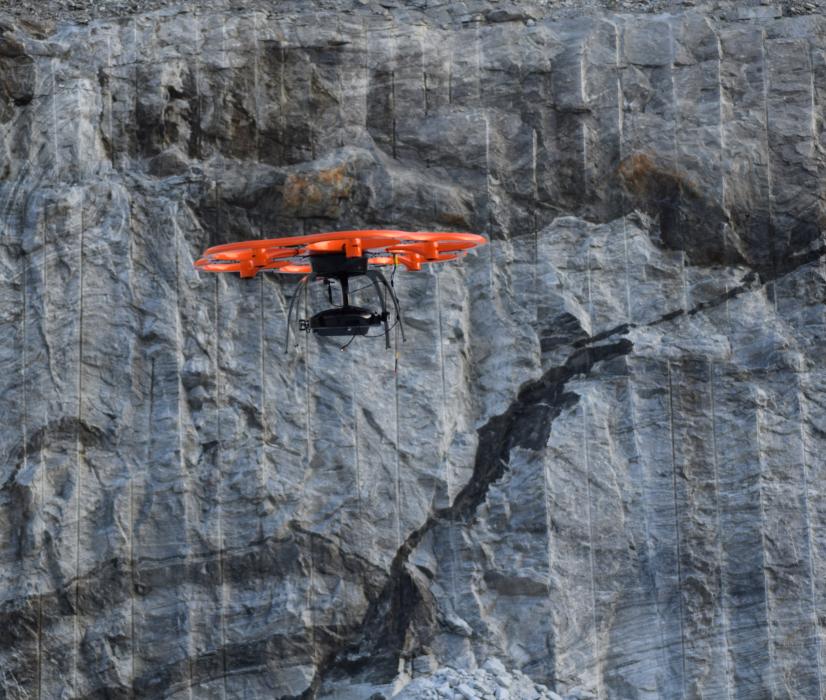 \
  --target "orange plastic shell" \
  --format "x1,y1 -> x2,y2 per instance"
195,230 -> 487,278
